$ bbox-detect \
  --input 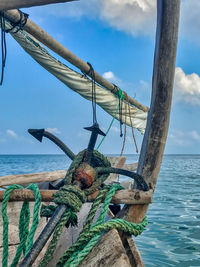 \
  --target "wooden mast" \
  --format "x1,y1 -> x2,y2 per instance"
0,0 -> 77,11
3,9 -> 149,112
118,0 -> 180,224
